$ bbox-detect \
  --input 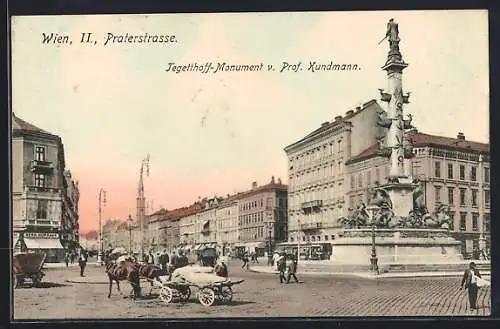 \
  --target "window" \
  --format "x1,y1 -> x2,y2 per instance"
324,235 -> 329,241
447,187 -> 454,205
460,212 -> 467,231
434,162 -> 441,178
358,174 -> 363,188
472,213 -> 478,231
34,173 -> 46,187
485,213 -> 490,232
367,171 -> 372,186
471,189 -> 478,207
484,167 -> 490,183
459,165 -> 465,180
470,167 -> 477,181
459,188 -> 466,206
36,200 -> 48,219
331,235 -> 335,240
350,175 -> 355,189
447,163 -> 453,179
485,190 -> 490,208
435,186 -> 441,203
35,146 -> 46,161
449,212 -> 455,230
